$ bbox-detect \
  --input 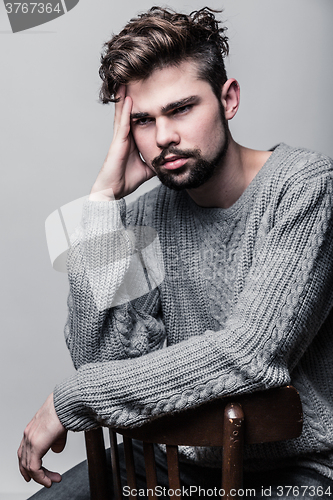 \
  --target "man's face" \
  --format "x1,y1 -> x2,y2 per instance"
127,61 -> 228,191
